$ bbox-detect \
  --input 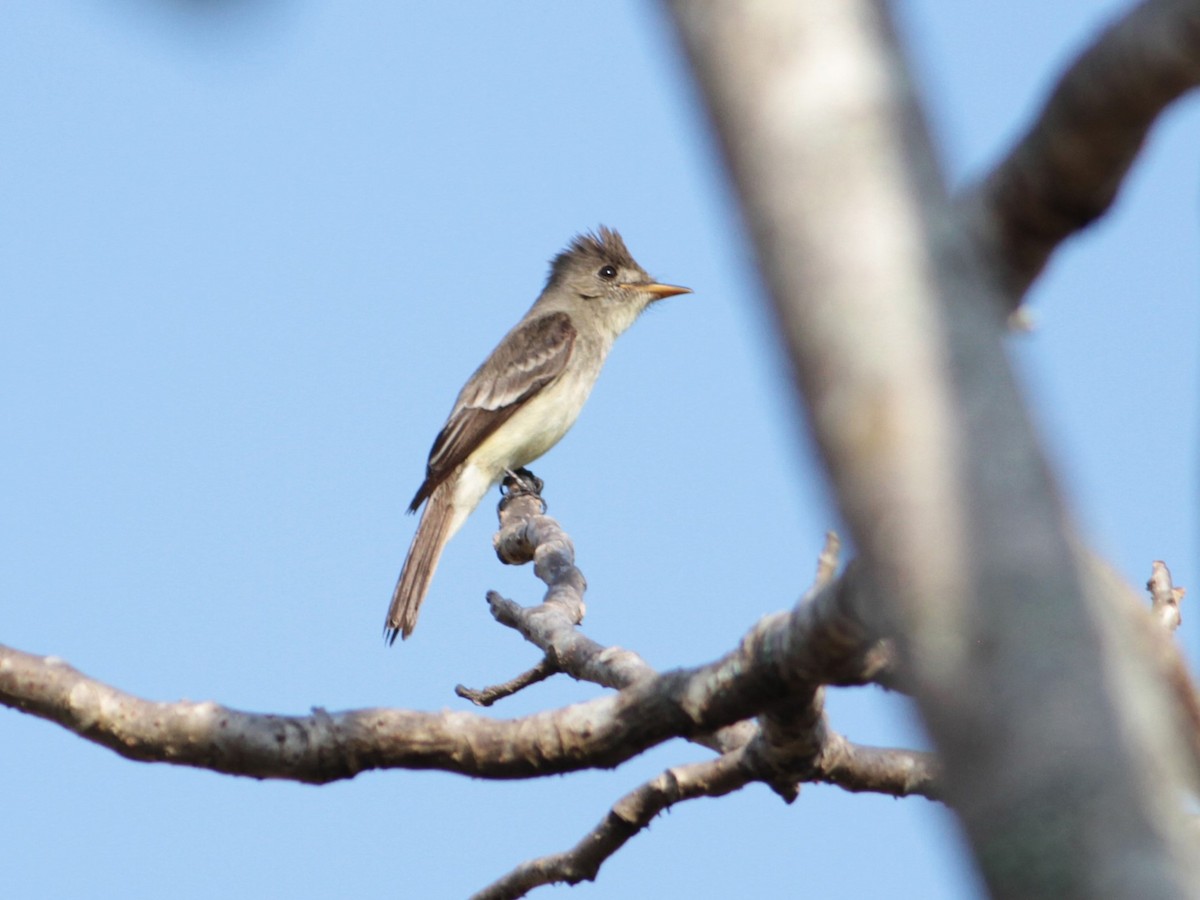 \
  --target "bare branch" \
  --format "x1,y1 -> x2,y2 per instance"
815,733 -> 940,800
477,722 -> 942,900
960,0 -> 1200,300
0,548 -> 901,786
490,471 -> 659,693
486,472 -> 761,751
456,658 -> 560,707
473,749 -> 754,900
746,534 -> 905,801
0,640 -> 780,782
